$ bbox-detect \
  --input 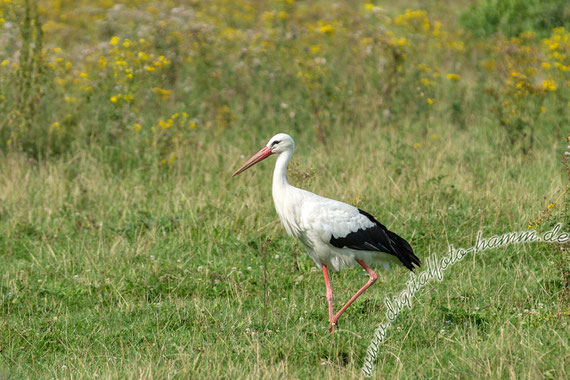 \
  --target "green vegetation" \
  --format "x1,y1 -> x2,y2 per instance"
0,0 -> 568,378
461,0 -> 570,38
